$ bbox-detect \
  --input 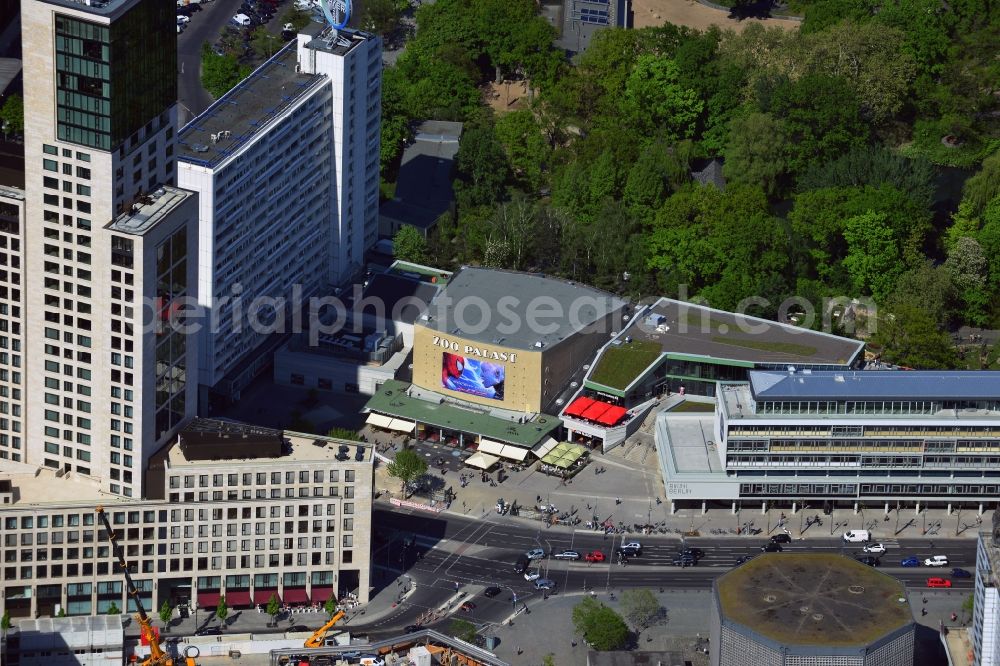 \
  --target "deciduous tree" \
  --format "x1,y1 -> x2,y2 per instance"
723,112 -> 793,196
842,211 -> 903,302
0,94 -> 23,135
386,449 -> 428,497
572,597 -> 629,651
619,589 -> 661,629
393,226 -> 429,265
